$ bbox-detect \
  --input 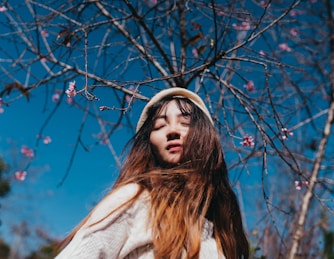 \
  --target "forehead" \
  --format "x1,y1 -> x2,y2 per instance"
156,99 -> 191,115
